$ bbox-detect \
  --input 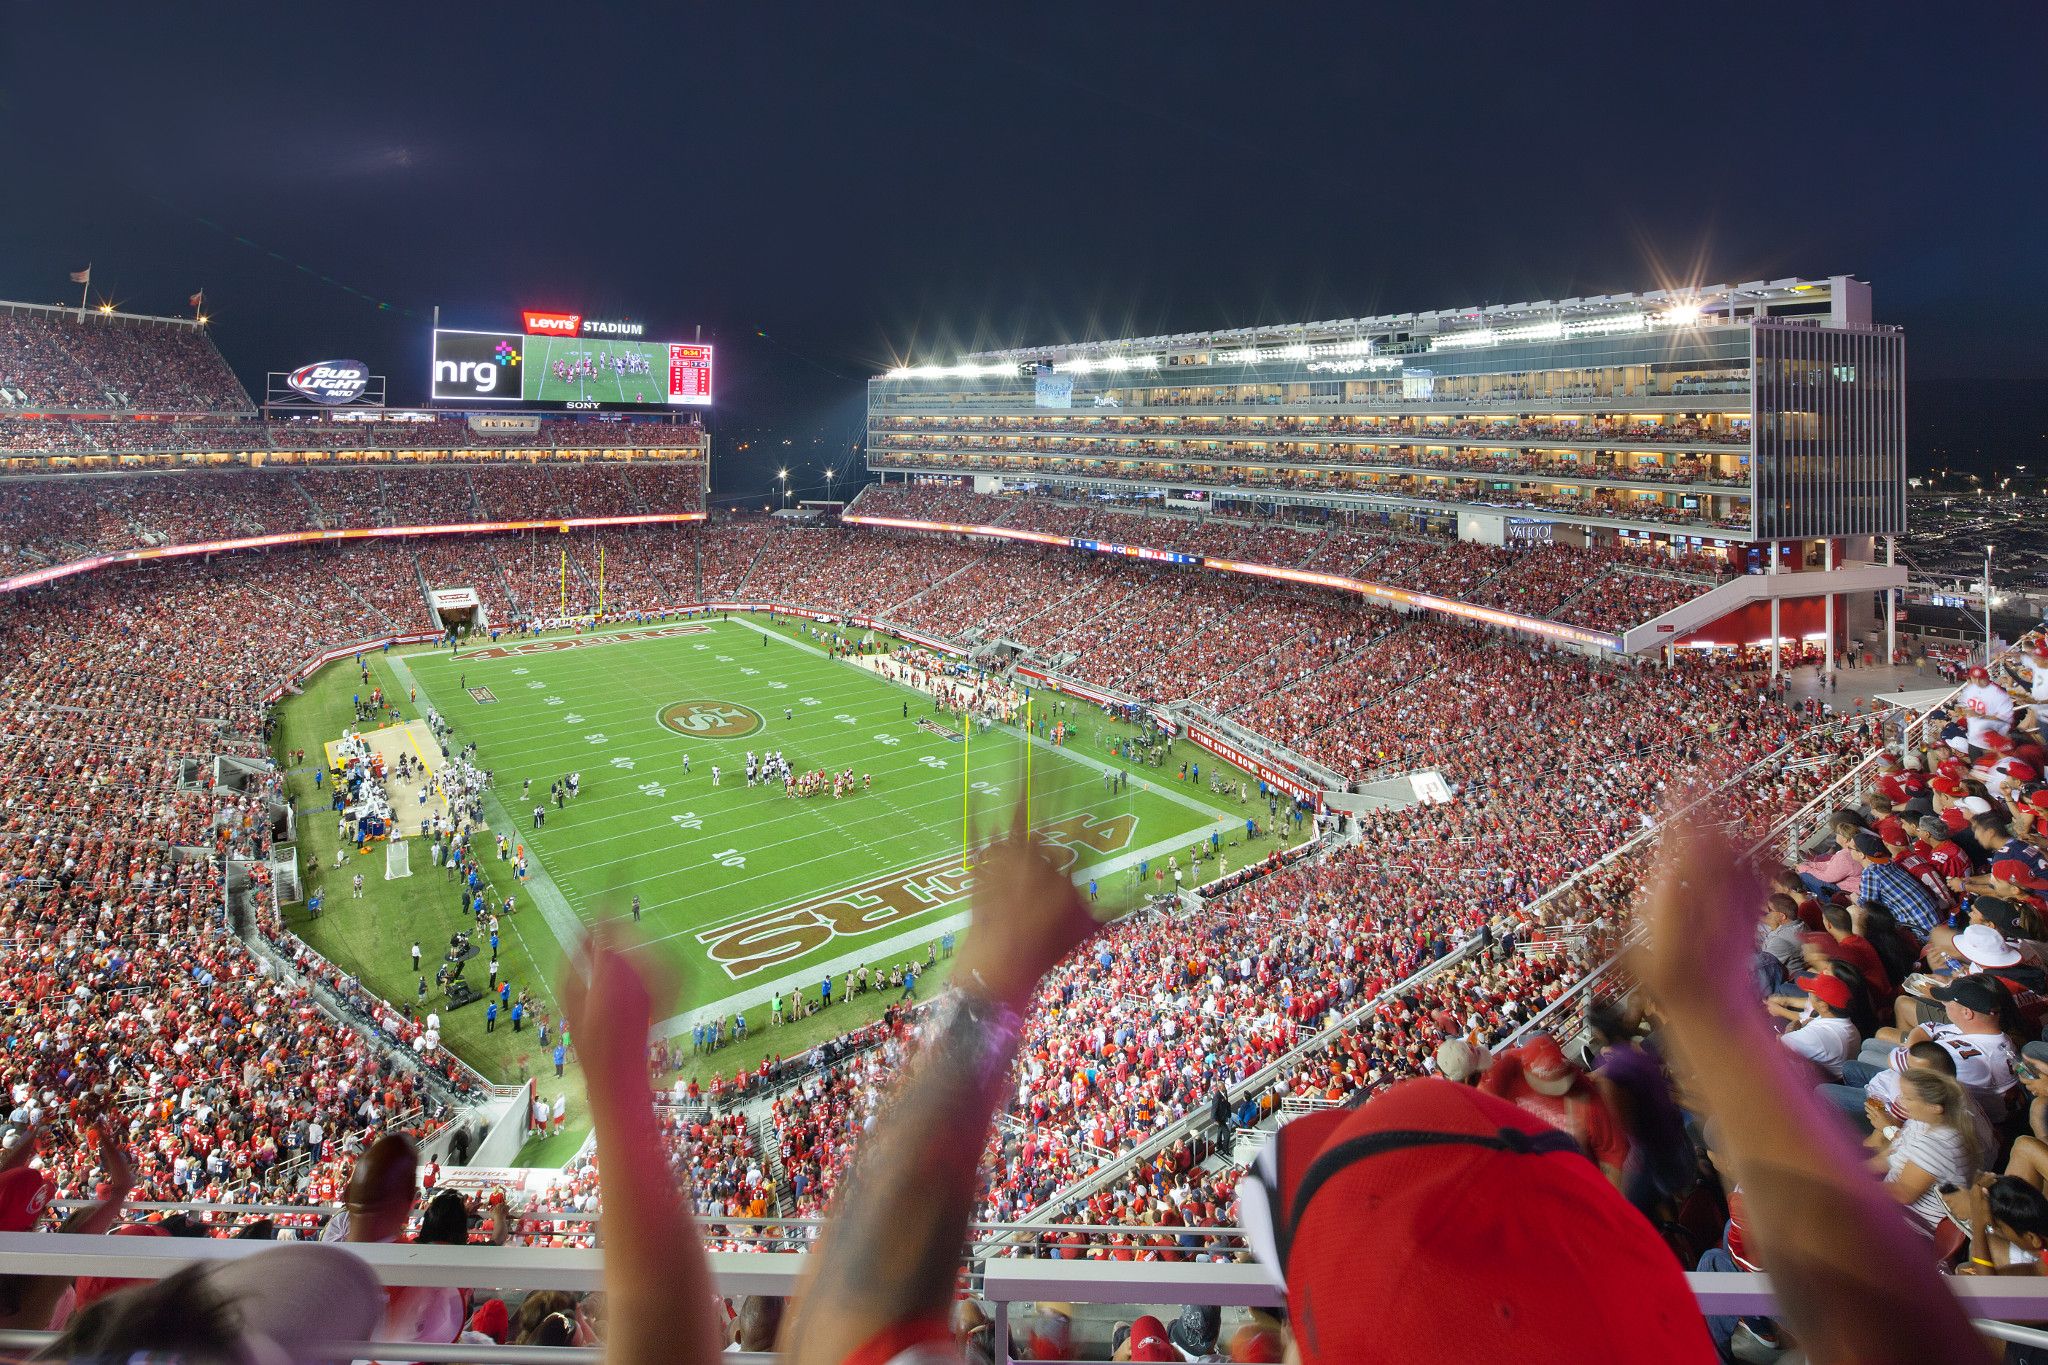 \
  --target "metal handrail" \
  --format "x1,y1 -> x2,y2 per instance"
5,1236 -> 2048,1348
